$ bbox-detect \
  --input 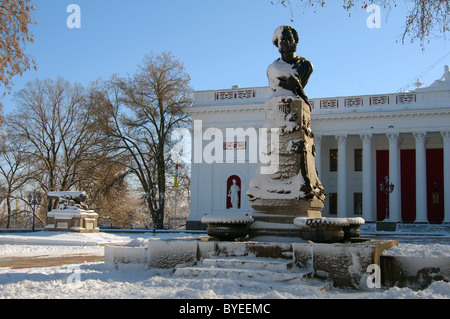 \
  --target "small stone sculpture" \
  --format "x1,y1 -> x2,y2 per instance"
228,179 -> 240,209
